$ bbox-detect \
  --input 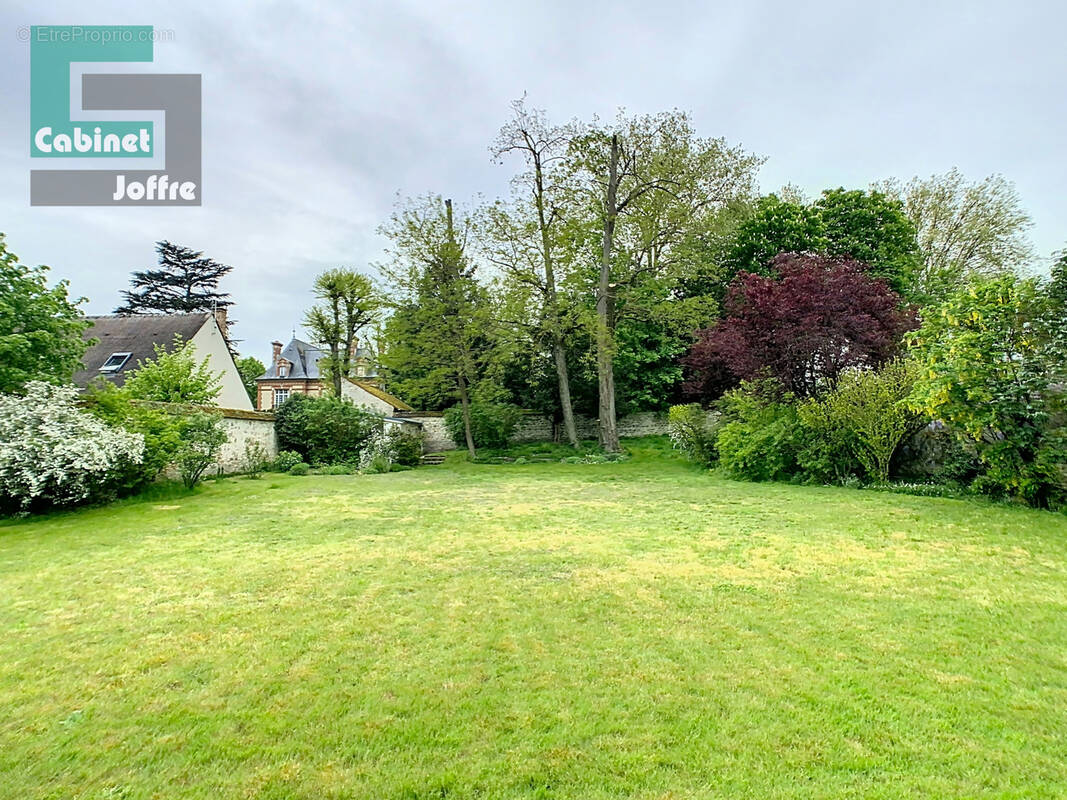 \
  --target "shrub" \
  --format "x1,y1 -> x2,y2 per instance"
795,396 -> 861,484
908,274 -> 1067,507
322,463 -> 354,475
0,382 -> 144,513
275,394 -> 380,465
273,450 -> 303,473
83,382 -> 184,494
243,440 -> 269,478
796,360 -> 920,484
387,427 -> 424,466
444,402 -> 521,450
667,404 -> 717,466
288,462 -> 309,476
175,411 -> 227,489
715,380 -> 802,482
123,335 -> 222,404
